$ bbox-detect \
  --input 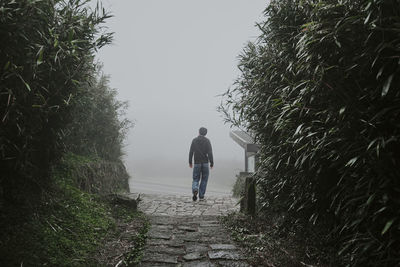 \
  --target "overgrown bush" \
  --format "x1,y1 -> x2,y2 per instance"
0,0 -> 112,205
220,0 -> 400,265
